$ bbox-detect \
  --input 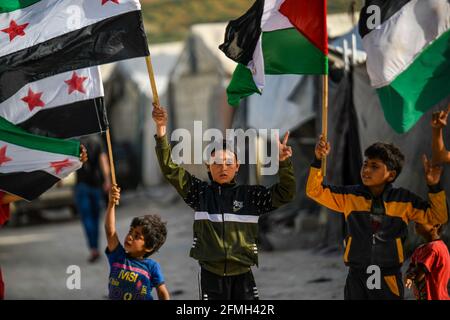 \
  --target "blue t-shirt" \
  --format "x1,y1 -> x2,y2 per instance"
106,244 -> 165,300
